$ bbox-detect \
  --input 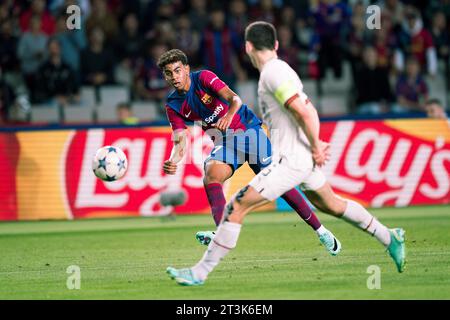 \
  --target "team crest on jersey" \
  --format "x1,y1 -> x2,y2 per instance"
201,93 -> 212,105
